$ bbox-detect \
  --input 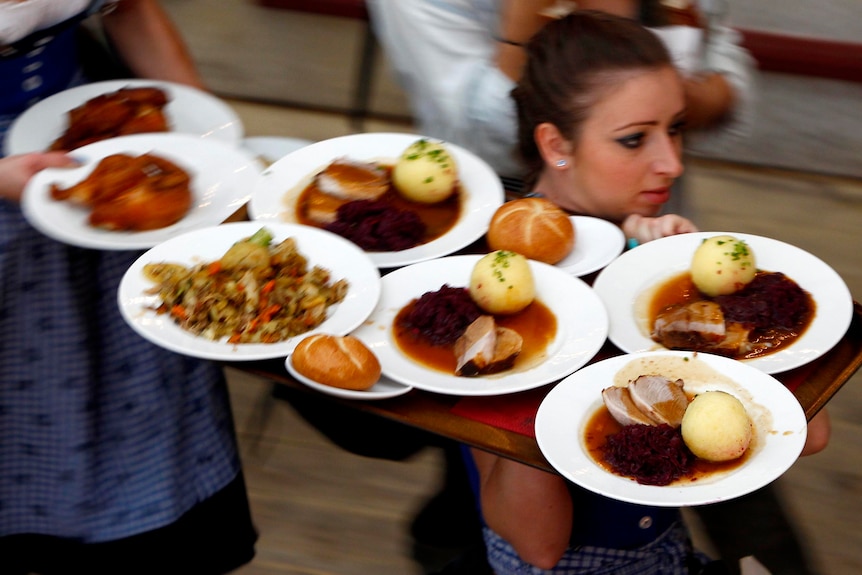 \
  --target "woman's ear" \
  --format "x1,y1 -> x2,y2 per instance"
534,122 -> 573,169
